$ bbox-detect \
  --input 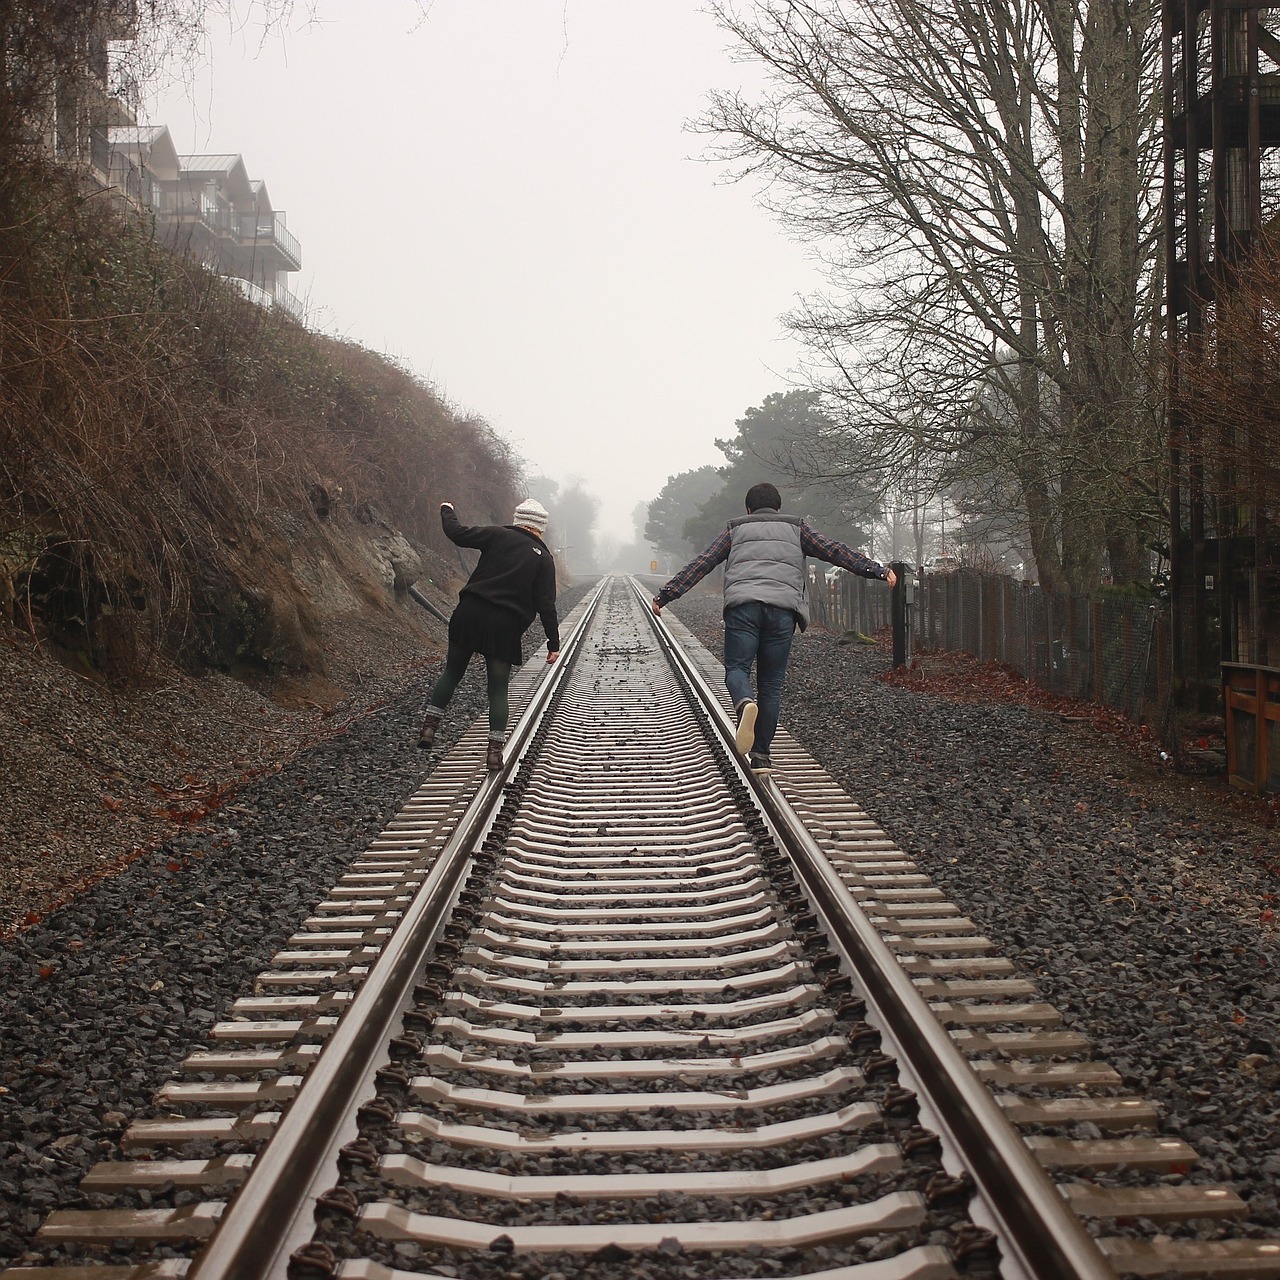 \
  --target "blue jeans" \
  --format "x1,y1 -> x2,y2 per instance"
723,602 -> 796,758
